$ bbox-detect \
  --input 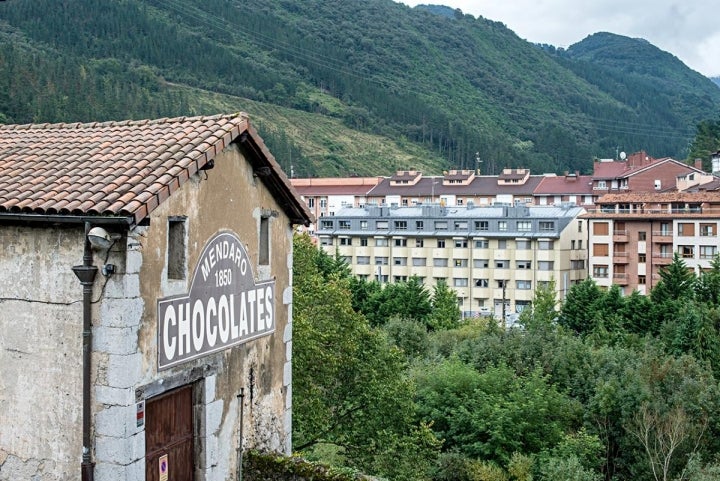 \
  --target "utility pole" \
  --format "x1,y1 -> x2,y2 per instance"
501,281 -> 507,329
